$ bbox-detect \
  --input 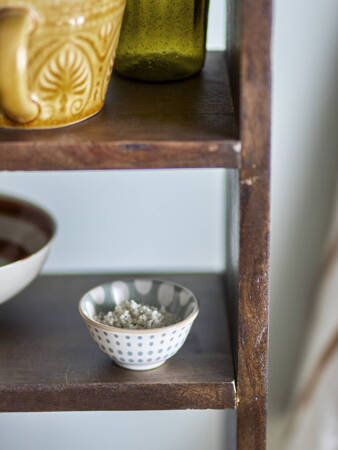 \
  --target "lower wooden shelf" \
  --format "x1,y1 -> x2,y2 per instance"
0,273 -> 235,412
